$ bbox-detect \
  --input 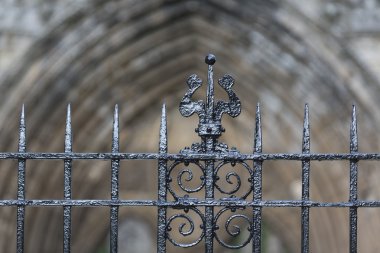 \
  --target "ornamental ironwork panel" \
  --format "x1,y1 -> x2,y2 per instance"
0,54 -> 377,253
